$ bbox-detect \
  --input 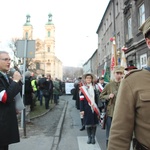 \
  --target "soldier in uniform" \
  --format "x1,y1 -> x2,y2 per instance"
108,16 -> 150,150
99,65 -> 124,147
